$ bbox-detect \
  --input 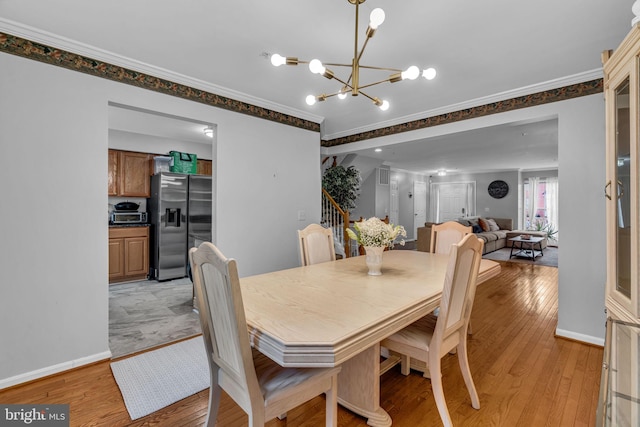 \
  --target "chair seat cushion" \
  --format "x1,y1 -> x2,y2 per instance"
383,314 -> 437,352
252,348 -> 339,405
